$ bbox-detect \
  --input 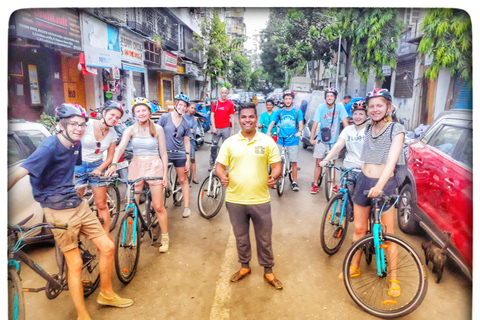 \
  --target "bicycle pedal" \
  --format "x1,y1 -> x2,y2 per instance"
174,202 -> 182,207
333,227 -> 343,238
